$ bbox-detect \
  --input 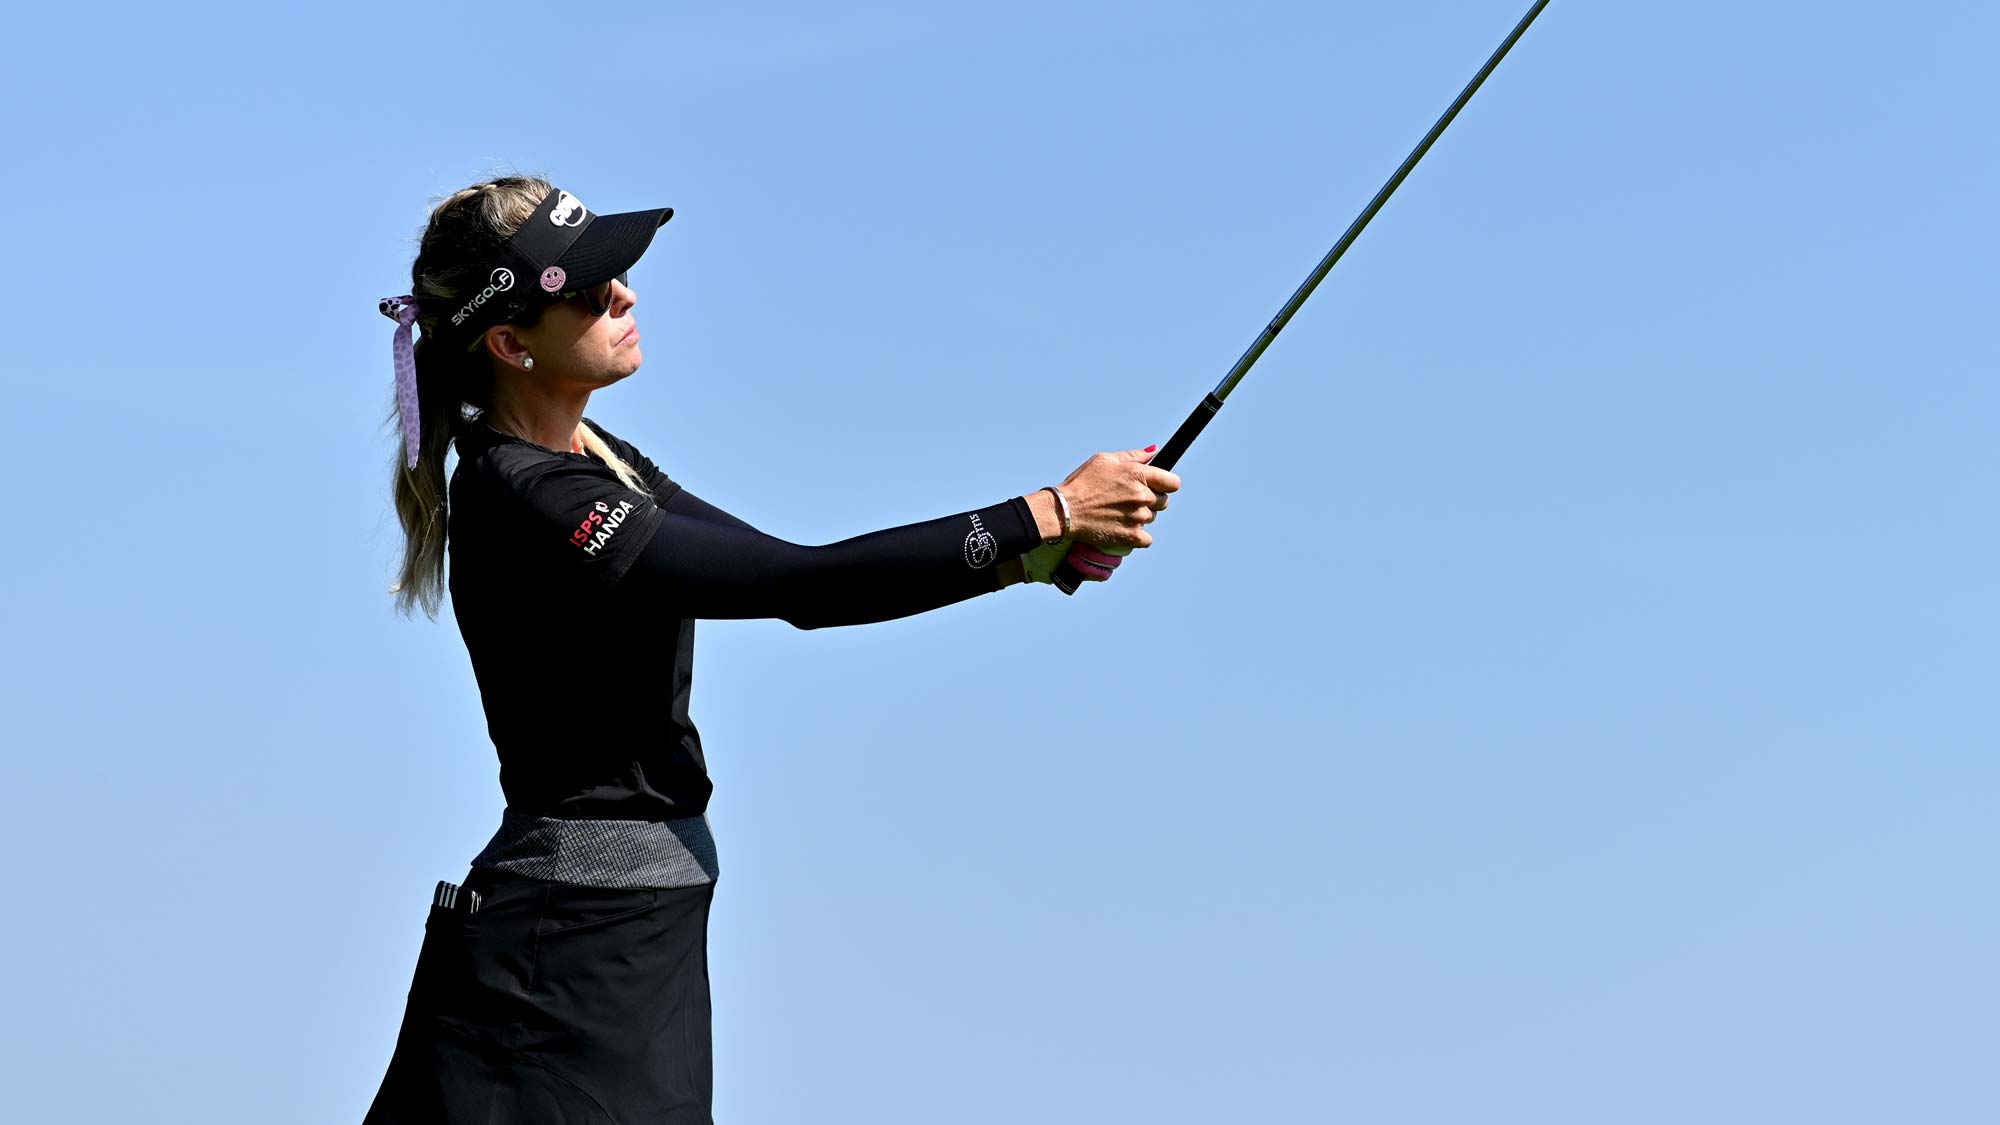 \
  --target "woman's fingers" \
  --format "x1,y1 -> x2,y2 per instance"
1057,446 -> 1182,548
1101,524 -> 1153,549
